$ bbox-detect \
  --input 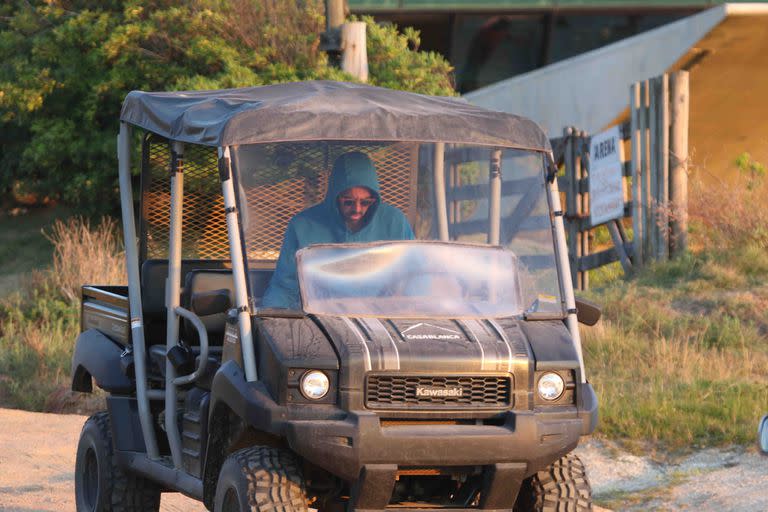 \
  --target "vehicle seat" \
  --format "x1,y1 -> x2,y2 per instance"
180,268 -> 274,345
140,259 -> 230,344
181,269 -> 235,346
